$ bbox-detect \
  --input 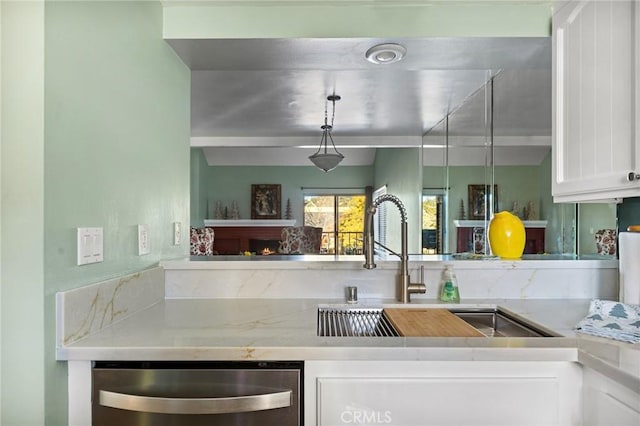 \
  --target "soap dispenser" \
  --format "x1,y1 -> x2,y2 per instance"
439,264 -> 460,303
